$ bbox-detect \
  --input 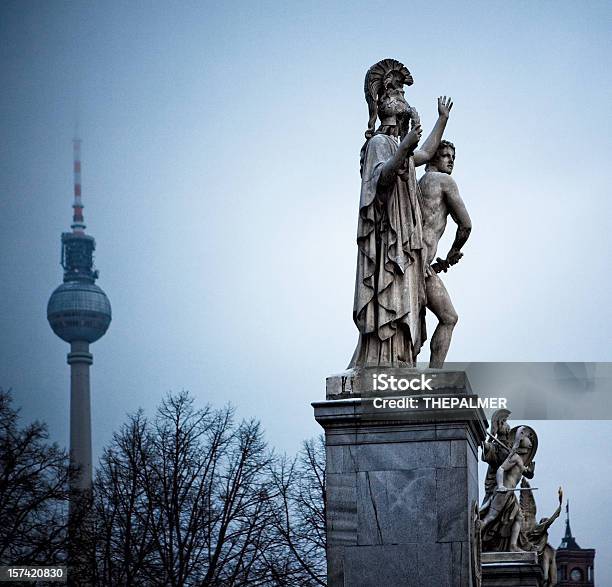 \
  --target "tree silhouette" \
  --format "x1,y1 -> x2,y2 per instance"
268,436 -> 326,586
92,391 -> 278,586
1,388 -> 329,586
0,389 -> 72,567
